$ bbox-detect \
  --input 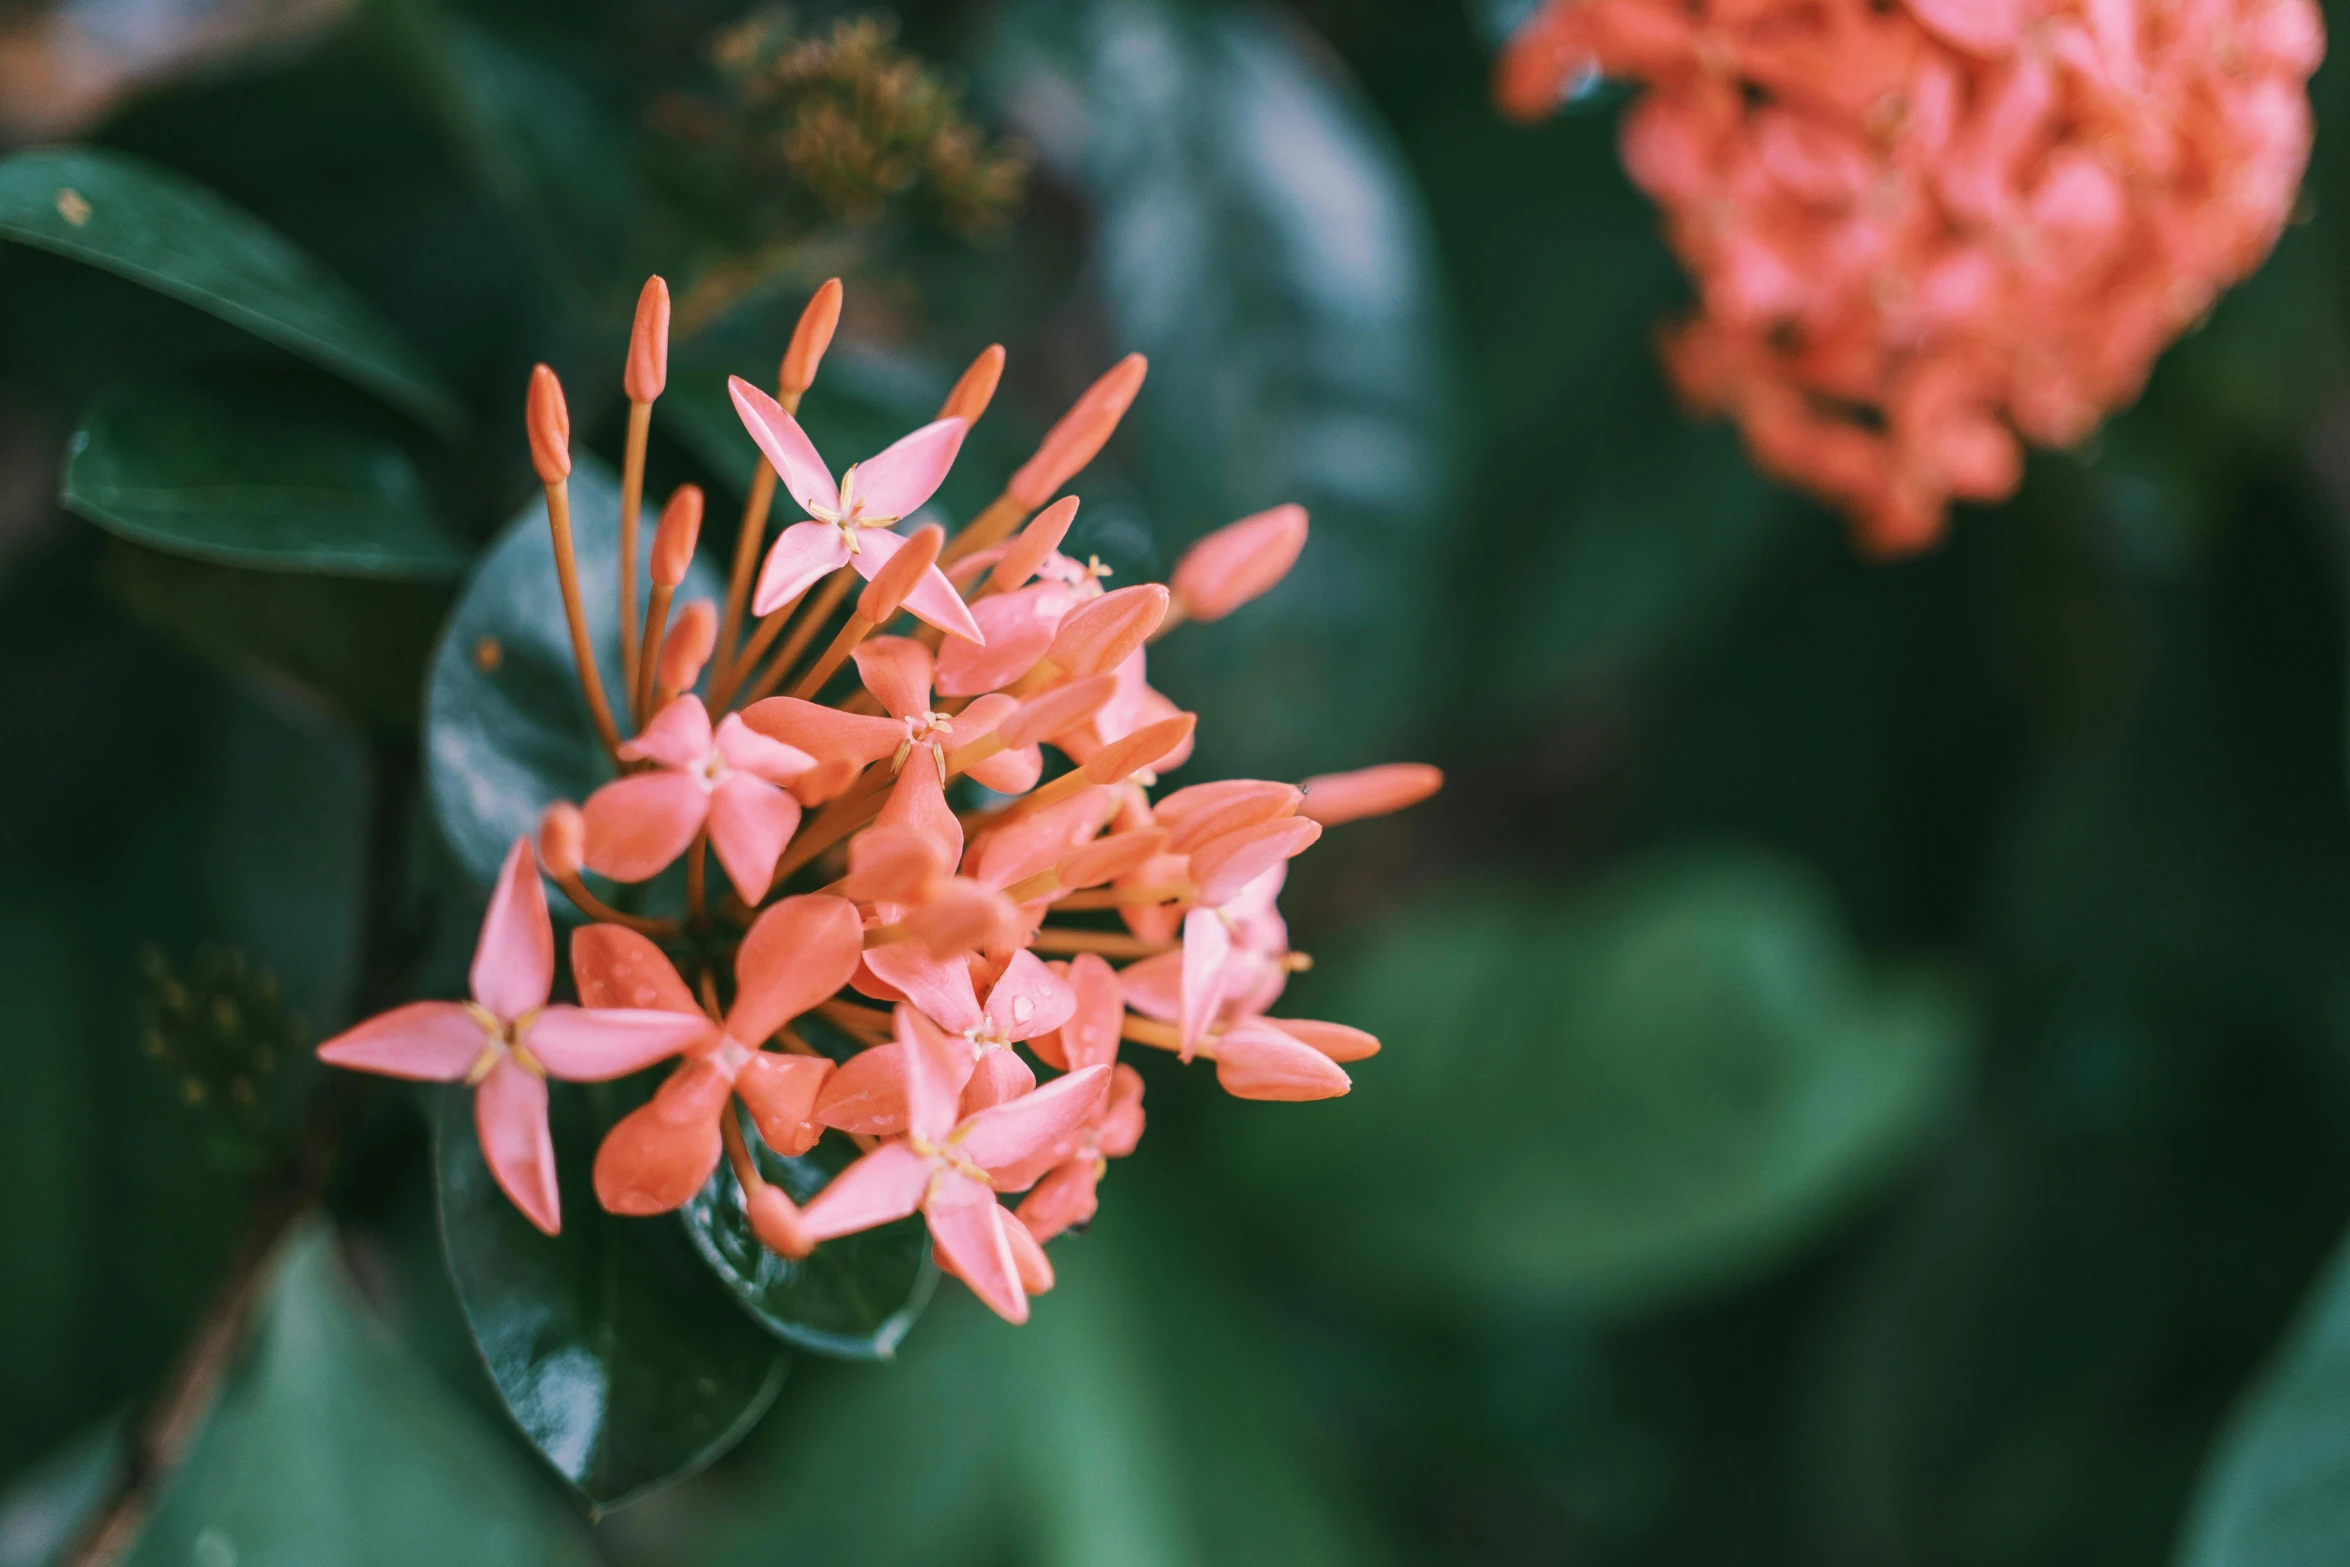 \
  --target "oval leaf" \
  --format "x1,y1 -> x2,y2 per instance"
0,146 -> 461,433
1235,850 -> 1970,1316
436,1082 -> 788,1512
425,461 -> 727,890
682,1109 -> 939,1361
124,1222 -> 598,1567
2177,1230 -> 2350,1567
63,373 -> 467,579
